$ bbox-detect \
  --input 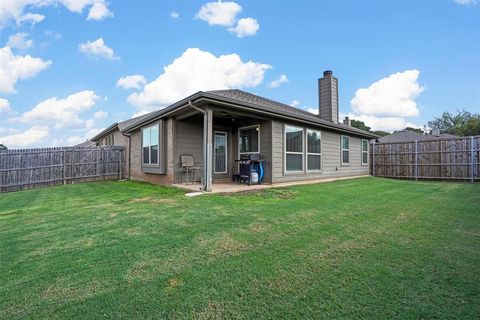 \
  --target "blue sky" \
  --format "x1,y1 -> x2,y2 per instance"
0,0 -> 479,147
